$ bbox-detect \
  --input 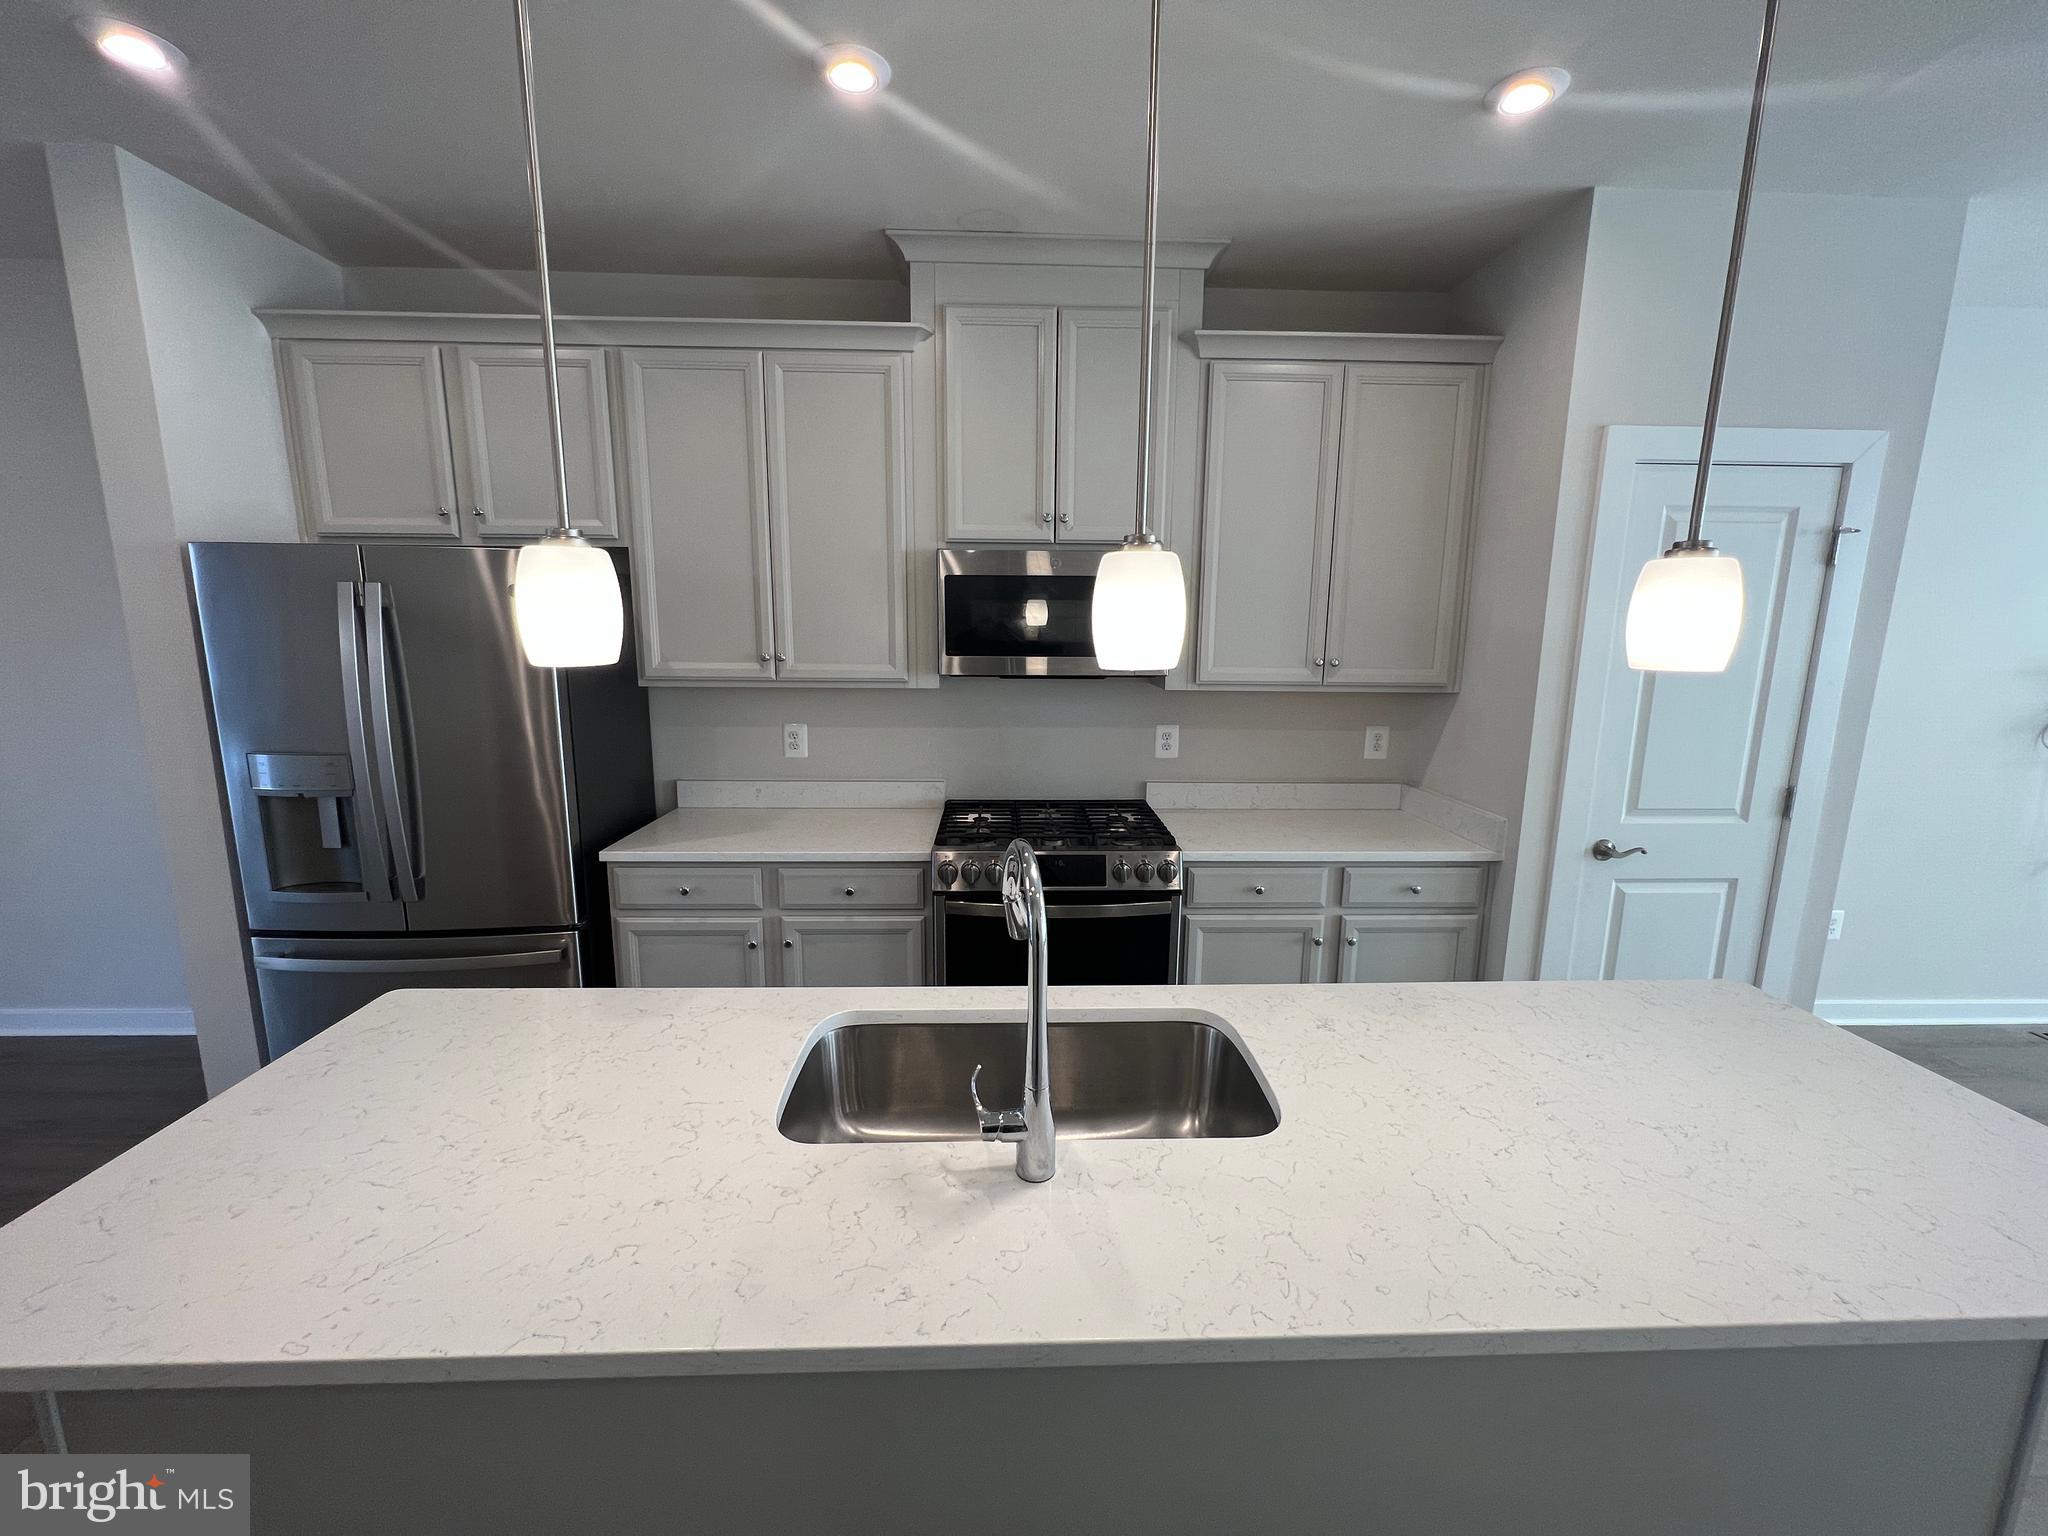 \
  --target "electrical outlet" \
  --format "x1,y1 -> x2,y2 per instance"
783,723 -> 808,759
1155,724 -> 1180,759
1362,725 -> 1390,761
1828,909 -> 1844,941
